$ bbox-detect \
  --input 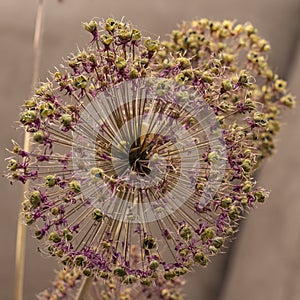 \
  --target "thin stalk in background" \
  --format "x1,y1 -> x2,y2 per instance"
74,277 -> 94,300
15,1 -> 45,300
